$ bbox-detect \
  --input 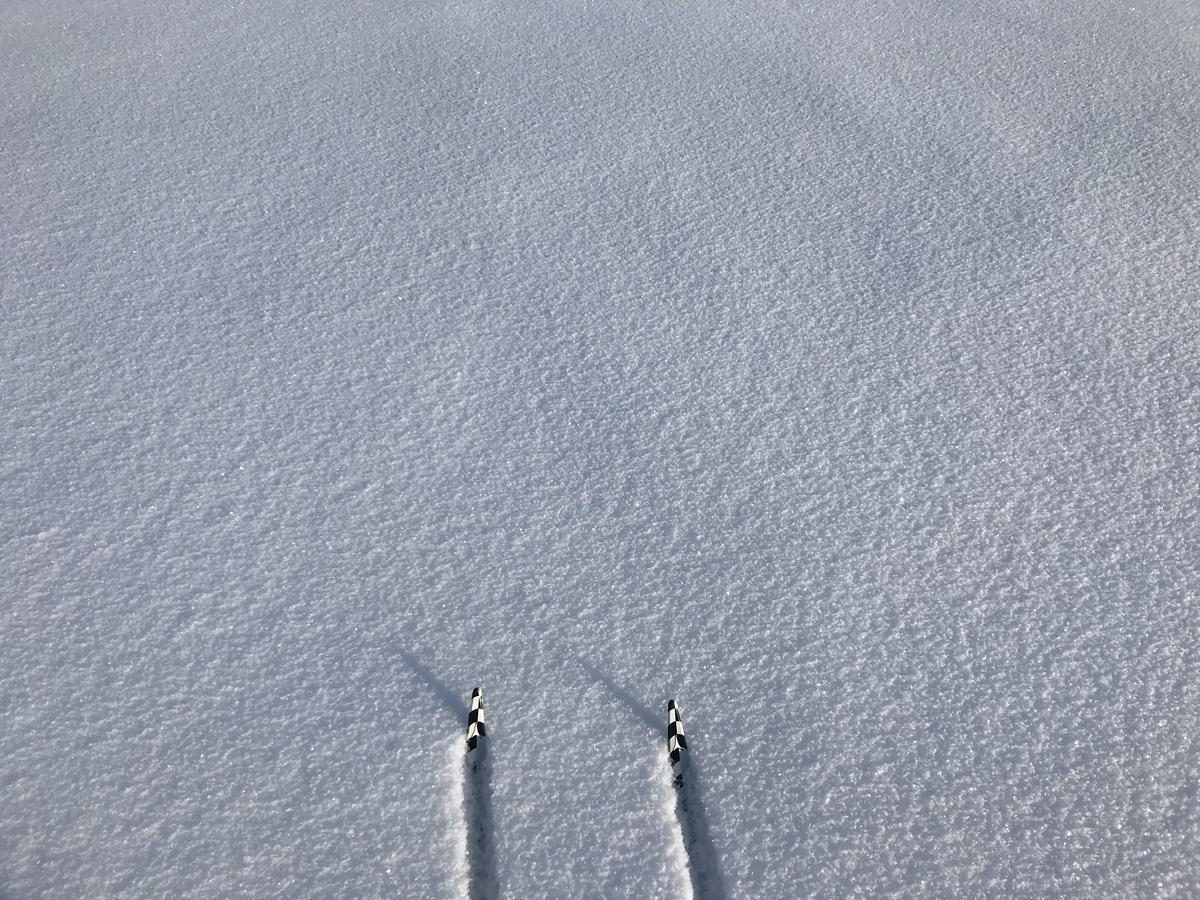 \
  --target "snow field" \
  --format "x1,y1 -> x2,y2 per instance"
3,0 -> 1200,895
